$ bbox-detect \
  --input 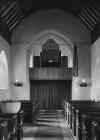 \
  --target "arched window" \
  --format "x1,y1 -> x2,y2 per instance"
29,53 -> 33,68
0,50 -> 8,89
